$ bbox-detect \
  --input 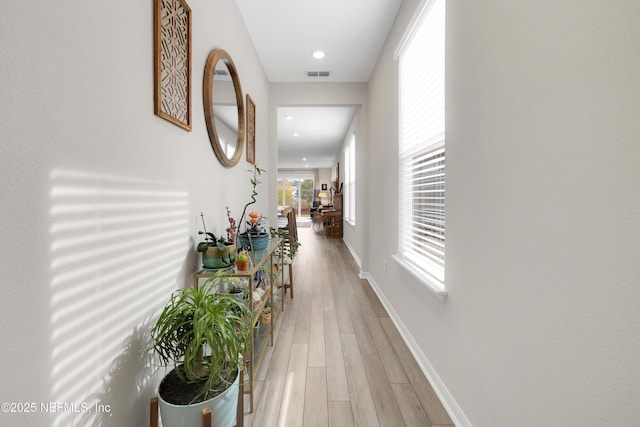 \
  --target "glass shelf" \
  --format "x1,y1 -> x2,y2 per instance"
193,236 -> 285,414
